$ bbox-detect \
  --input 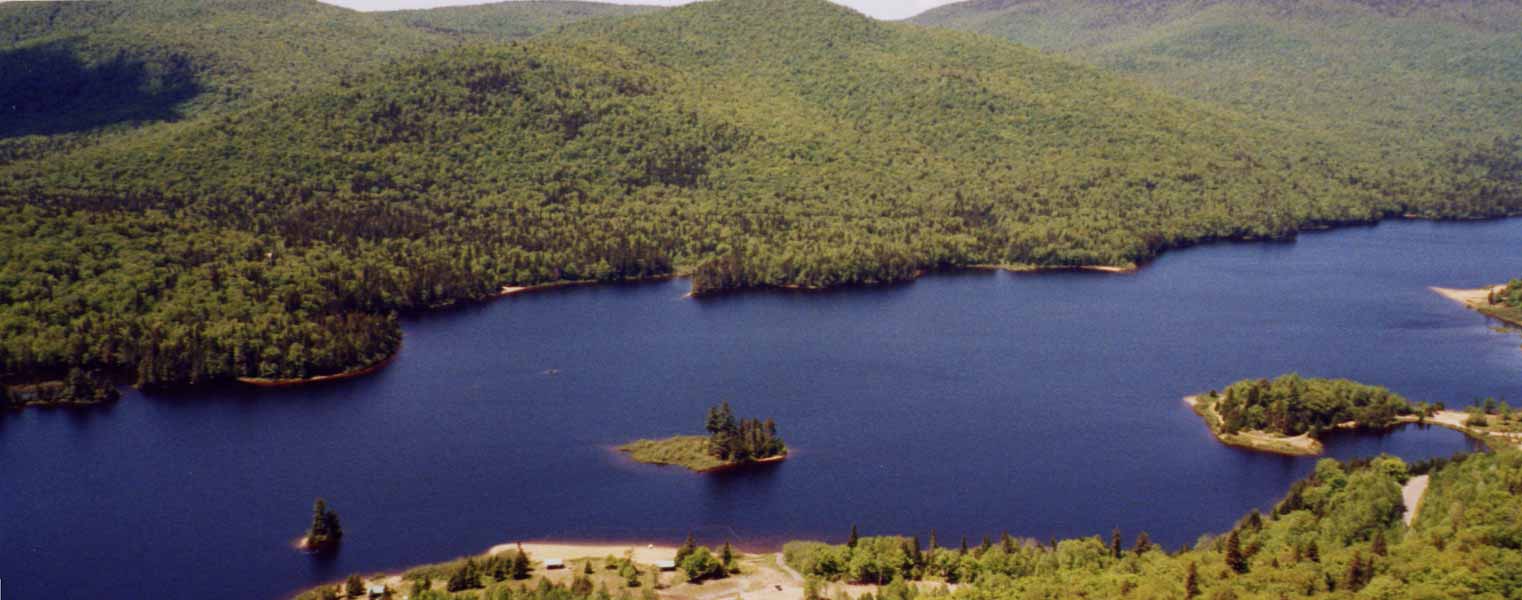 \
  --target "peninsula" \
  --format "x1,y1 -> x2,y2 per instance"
1432,279 -> 1522,329
618,402 -> 786,472
1190,374 -> 1522,455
